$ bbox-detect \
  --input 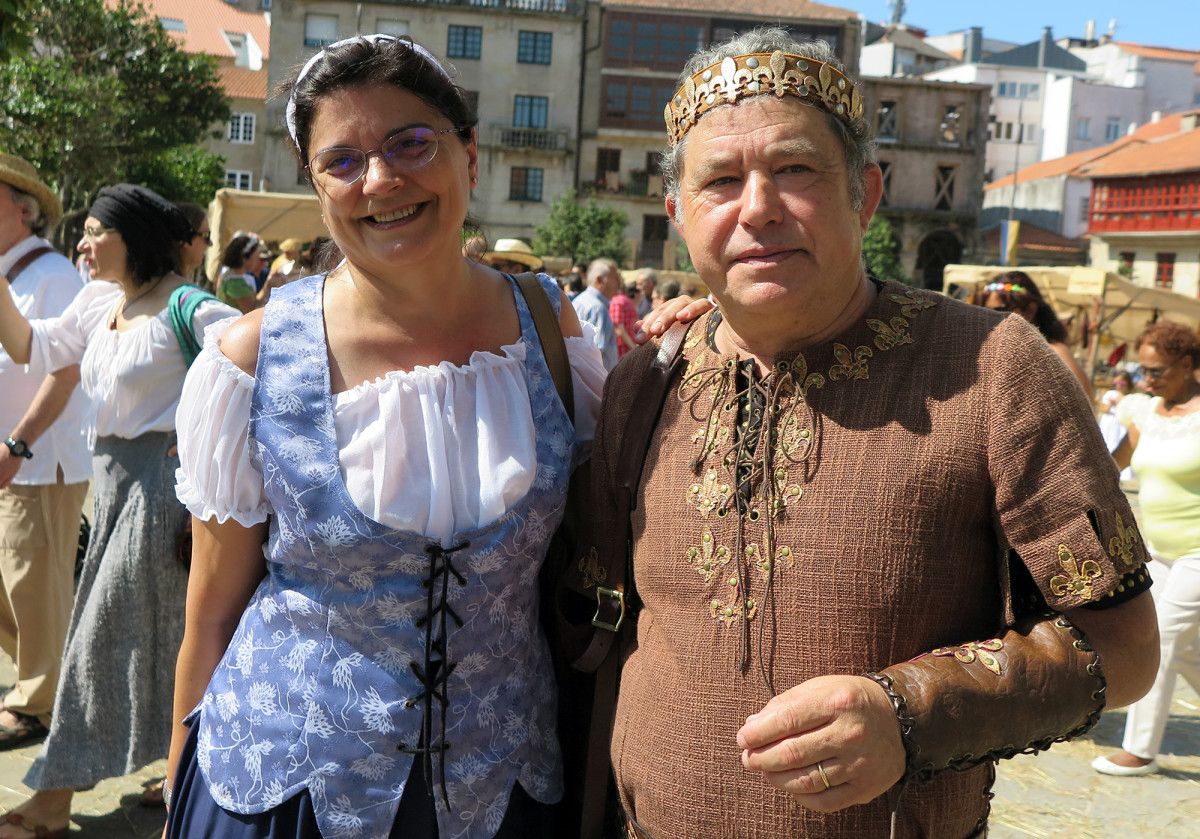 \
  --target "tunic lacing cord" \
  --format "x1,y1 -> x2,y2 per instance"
399,539 -> 469,811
